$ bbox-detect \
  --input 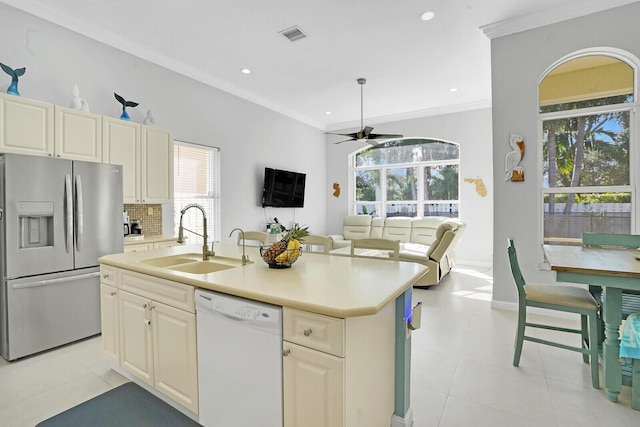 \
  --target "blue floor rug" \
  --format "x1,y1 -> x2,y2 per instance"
36,382 -> 202,427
